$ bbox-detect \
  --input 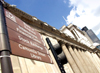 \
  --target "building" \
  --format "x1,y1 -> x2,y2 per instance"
82,26 -> 100,57
60,24 -> 92,47
60,24 -> 100,73
82,26 -> 100,44
0,1 -> 100,73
